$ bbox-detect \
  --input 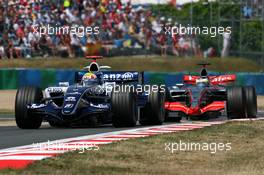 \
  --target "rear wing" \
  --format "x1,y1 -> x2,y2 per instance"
85,56 -> 103,61
75,71 -> 144,84
183,75 -> 236,85
209,75 -> 236,85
